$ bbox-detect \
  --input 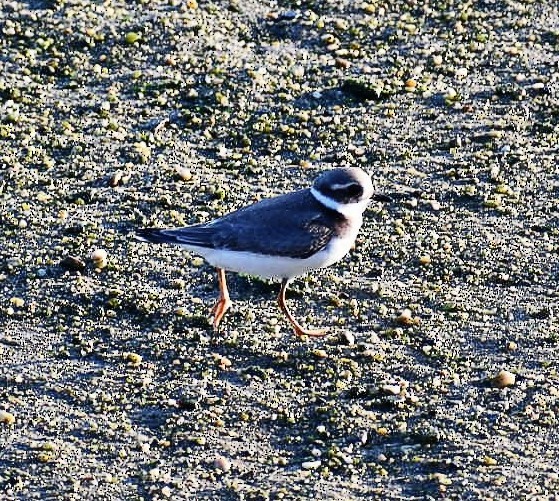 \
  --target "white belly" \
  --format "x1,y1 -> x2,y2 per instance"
179,232 -> 358,279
